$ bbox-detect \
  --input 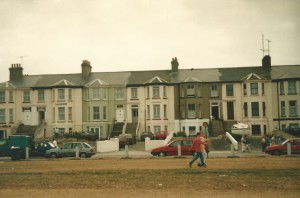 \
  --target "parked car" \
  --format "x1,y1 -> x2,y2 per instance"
0,135 -> 33,158
285,125 -> 300,136
116,134 -> 136,148
140,132 -> 154,141
151,138 -> 209,157
45,142 -> 96,158
154,131 -> 168,140
265,138 -> 300,156
31,141 -> 56,157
